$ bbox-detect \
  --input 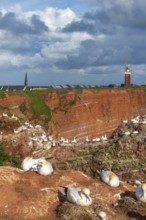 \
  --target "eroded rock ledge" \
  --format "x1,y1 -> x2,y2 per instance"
0,166 -> 140,220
